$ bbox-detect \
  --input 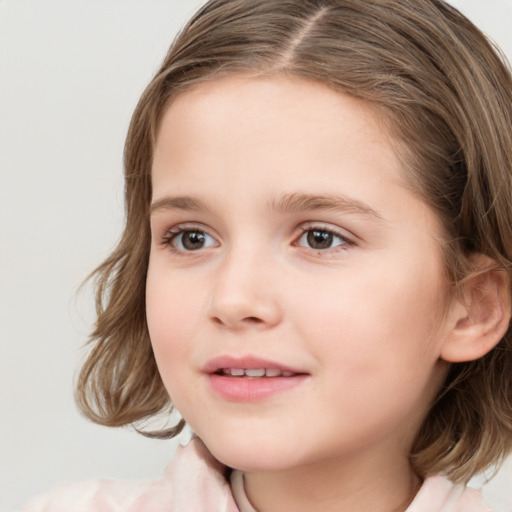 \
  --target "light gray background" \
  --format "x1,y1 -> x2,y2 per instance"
1,1 -> 511,511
